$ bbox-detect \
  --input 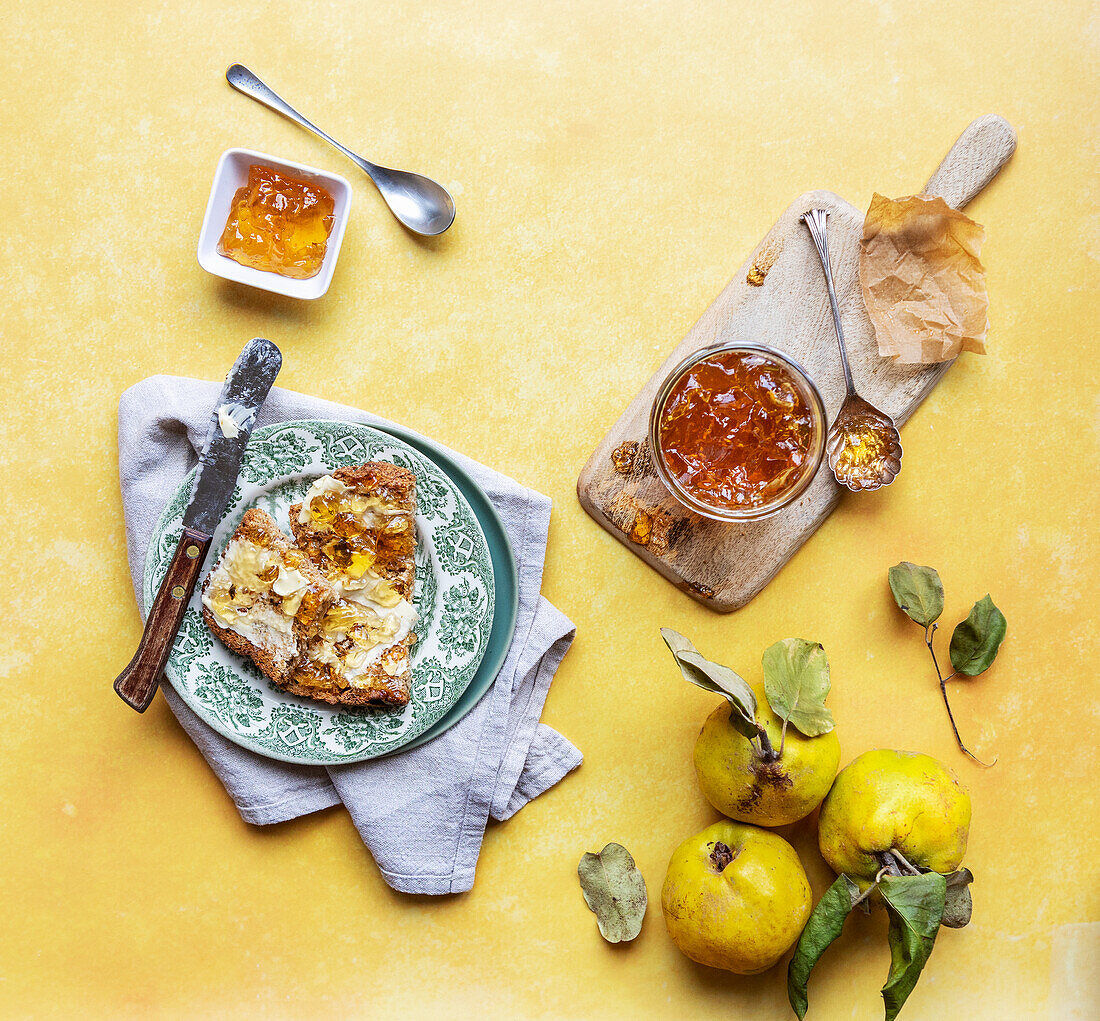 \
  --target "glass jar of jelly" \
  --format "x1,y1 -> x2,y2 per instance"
649,343 -> 827,521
